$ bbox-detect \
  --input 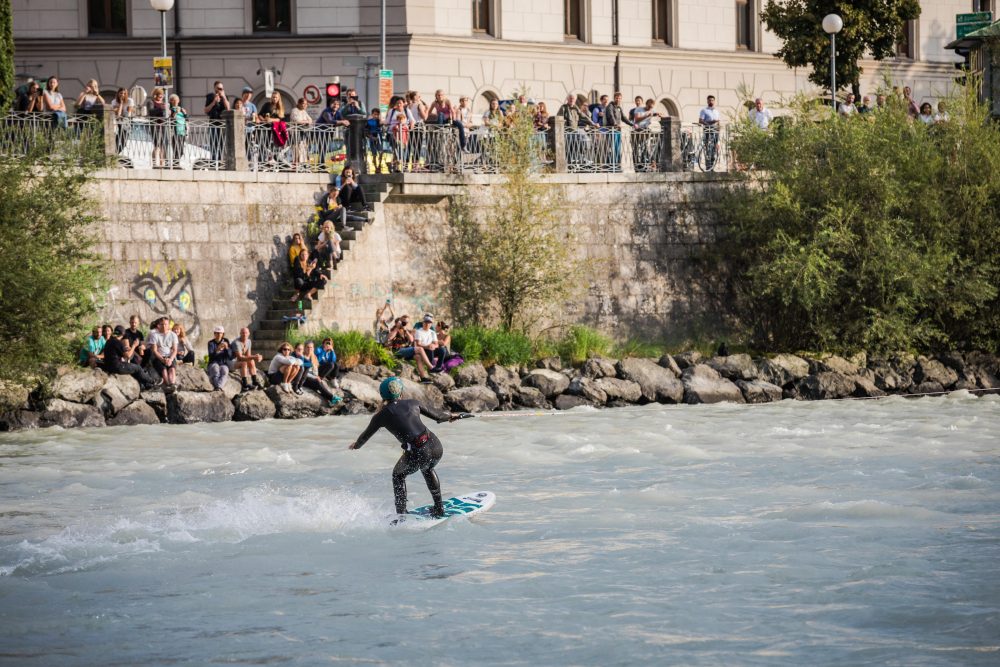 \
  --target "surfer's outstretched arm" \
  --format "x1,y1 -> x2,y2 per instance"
419,403 -> 456,424
349,411 -> 387,449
